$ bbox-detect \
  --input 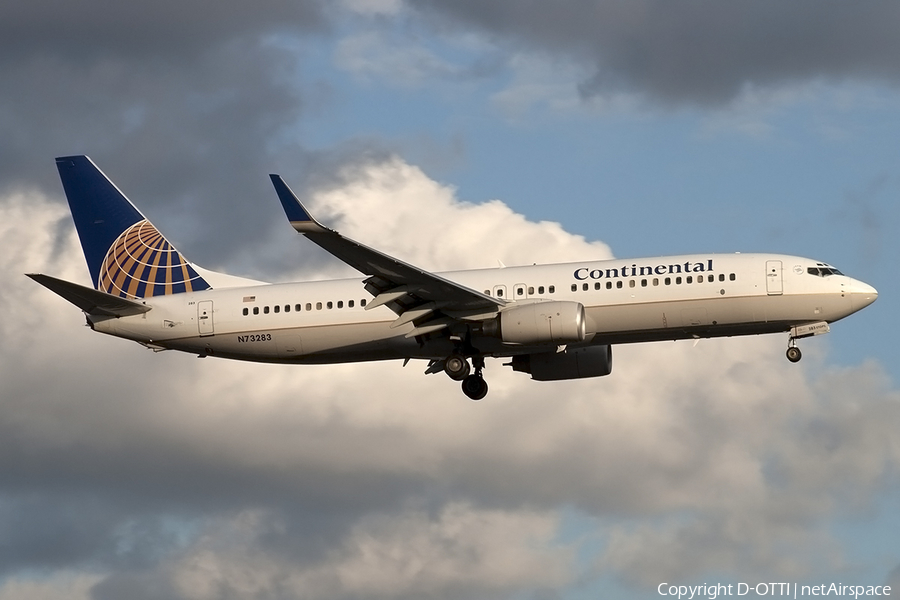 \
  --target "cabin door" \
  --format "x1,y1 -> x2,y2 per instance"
765,260 -> 783,296
198,300 -> 215,336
